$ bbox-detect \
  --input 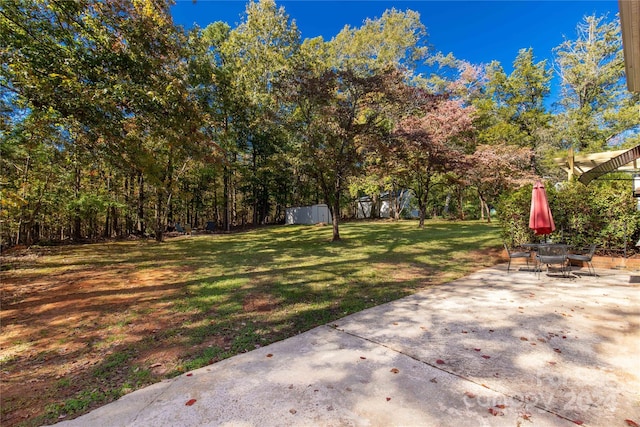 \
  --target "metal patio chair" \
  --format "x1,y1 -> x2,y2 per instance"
567,244 -> 597,276
504,243 -> 531,272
